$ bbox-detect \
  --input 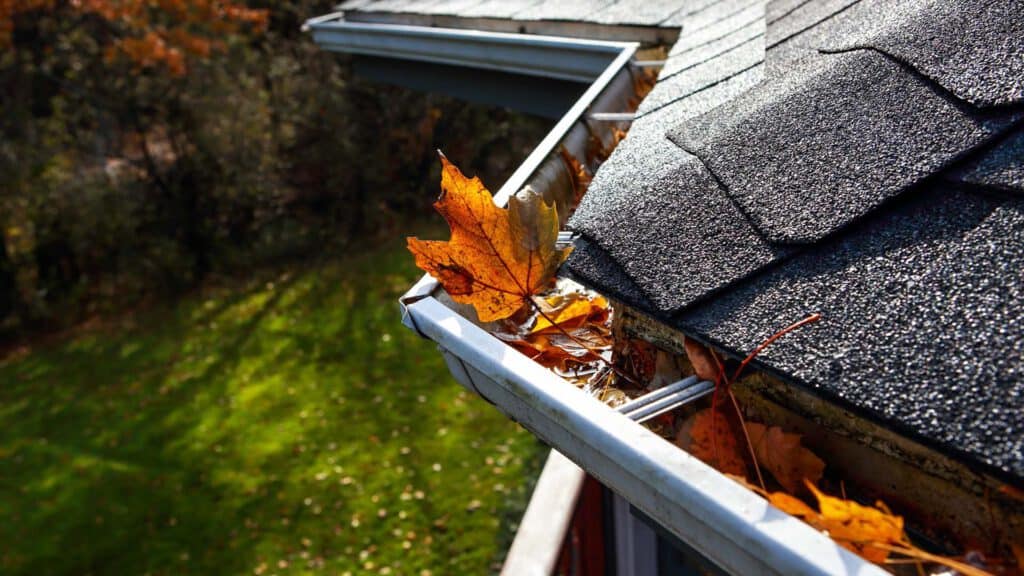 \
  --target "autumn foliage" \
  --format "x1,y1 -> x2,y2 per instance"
408,154 -> 572,322
0,0 -> 267,76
